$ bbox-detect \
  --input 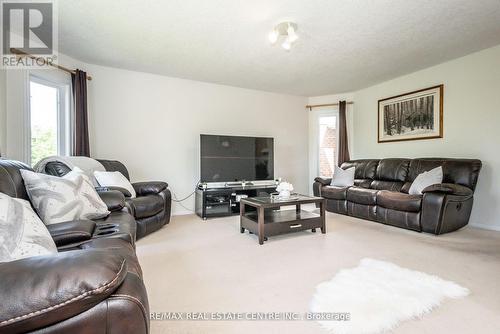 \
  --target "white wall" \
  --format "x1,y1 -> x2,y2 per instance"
86,64 -> 309,214
312,45 -> 500,230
